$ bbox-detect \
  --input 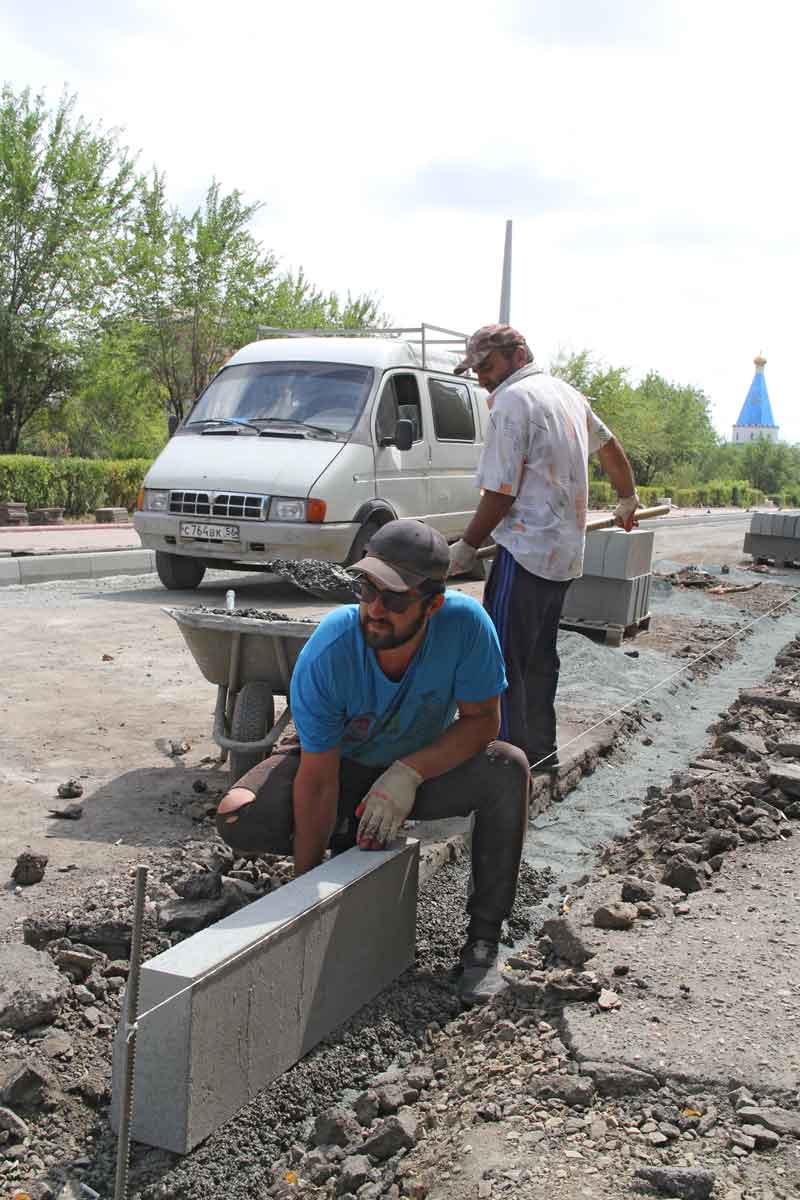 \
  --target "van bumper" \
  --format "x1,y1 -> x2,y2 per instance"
133,513 -> 359,564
